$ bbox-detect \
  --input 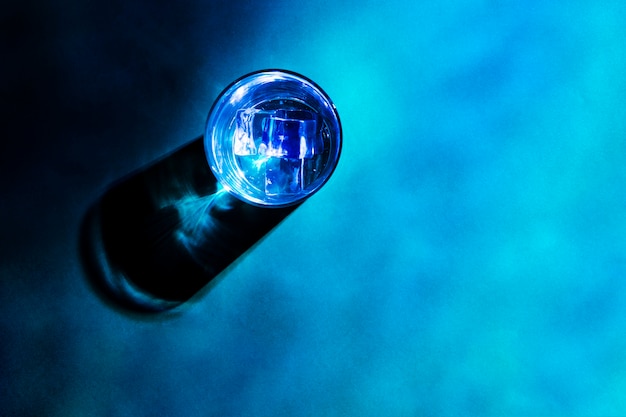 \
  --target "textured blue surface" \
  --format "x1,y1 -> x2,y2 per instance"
2,0 -> 626,416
